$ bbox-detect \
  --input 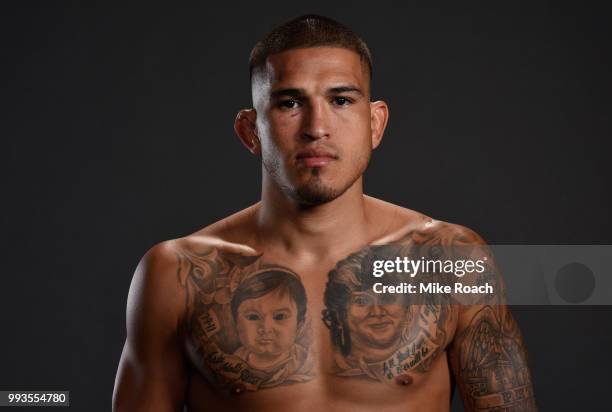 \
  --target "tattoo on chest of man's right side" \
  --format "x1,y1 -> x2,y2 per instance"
176,246 -> 315,394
